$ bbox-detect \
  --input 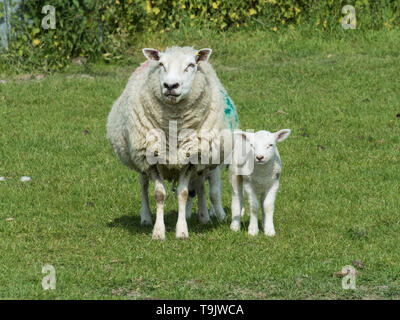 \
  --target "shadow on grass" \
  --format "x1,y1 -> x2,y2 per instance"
107,208 -> 230,235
